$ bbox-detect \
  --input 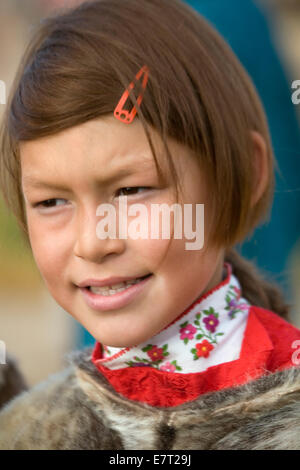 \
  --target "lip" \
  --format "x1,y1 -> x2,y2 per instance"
78,274 -> 153,311
77,274 -> 150,288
